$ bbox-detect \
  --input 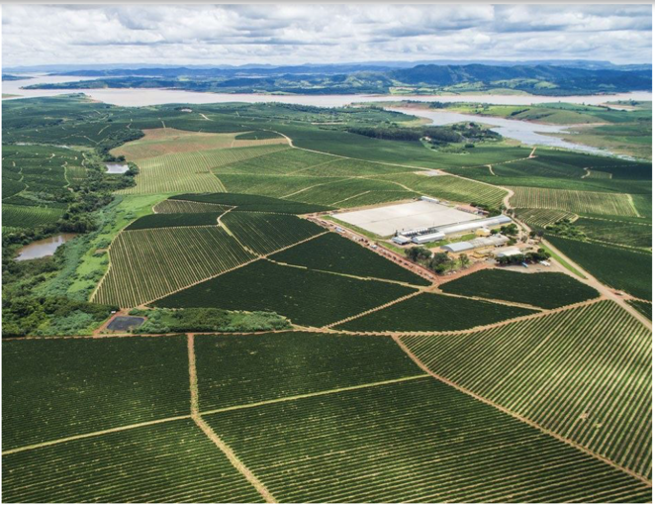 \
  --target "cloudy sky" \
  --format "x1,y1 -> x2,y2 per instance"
2,4 -> 652,68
